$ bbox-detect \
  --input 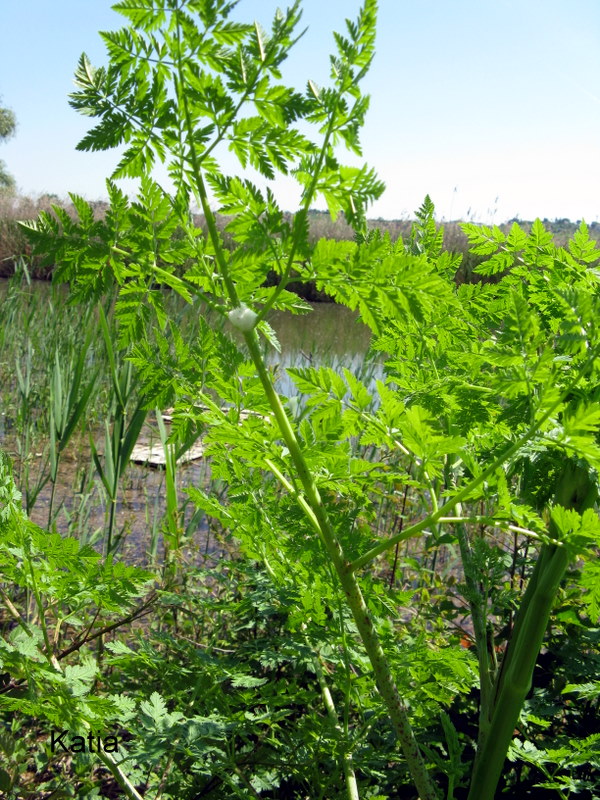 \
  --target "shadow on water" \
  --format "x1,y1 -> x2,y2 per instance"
268,302 -> 379,396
